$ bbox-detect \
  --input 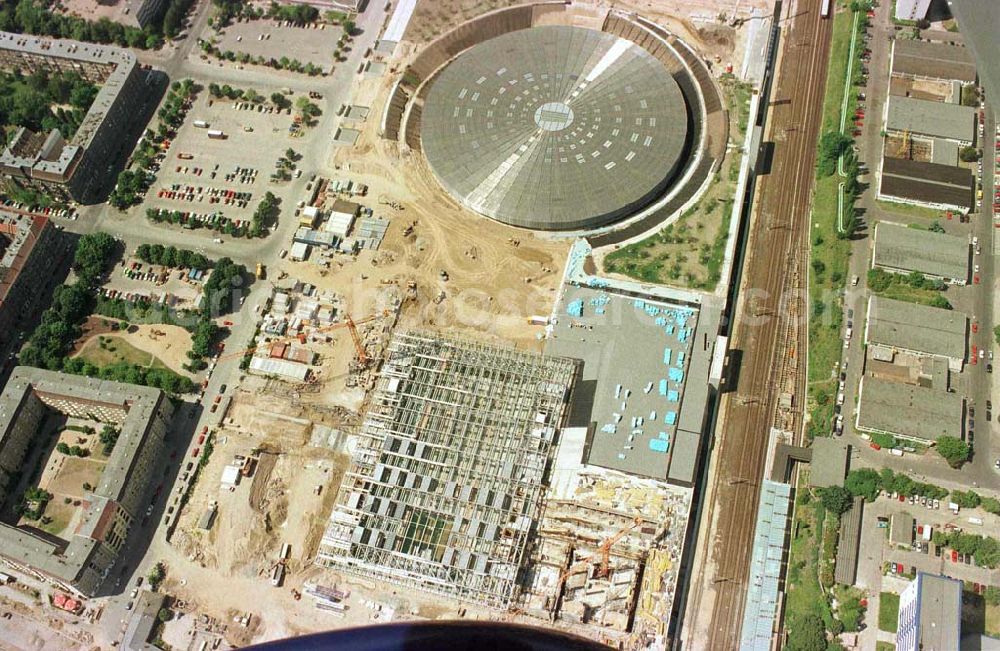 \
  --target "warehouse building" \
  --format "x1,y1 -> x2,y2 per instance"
317,331 -> 579,608
871,222 -> 969,284
0,368 -> 173,596
0,32 -> 152,203
0,212 -> 59,351
865,296 -> 968,371
894,0 -> 933,22
885,96 -> 976,145
855,377 -> 963,444
897,572 -> 962,651
878,156 -> 974,212
890,40 -> 977,84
